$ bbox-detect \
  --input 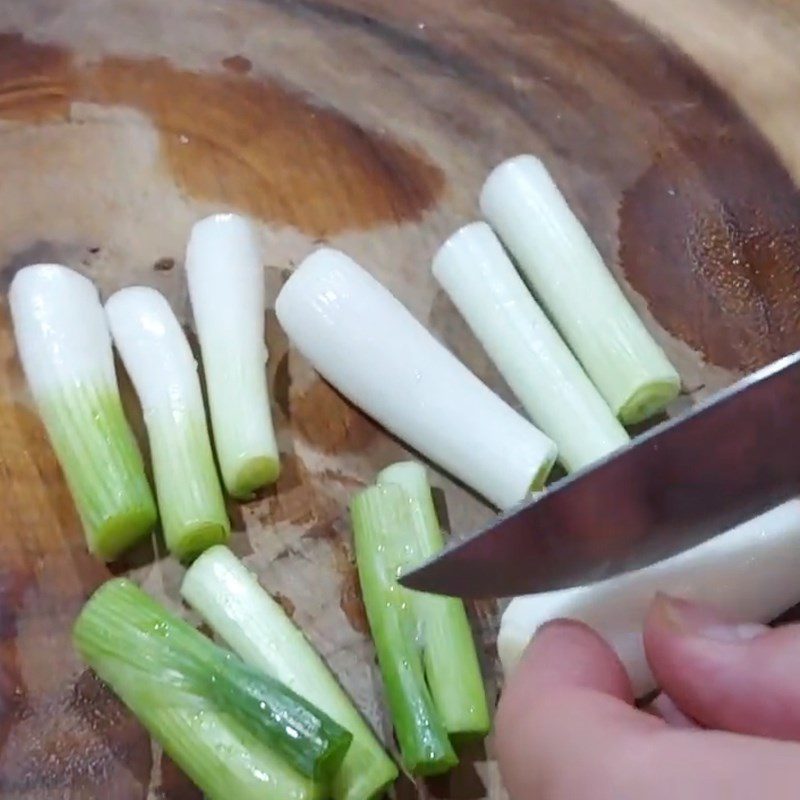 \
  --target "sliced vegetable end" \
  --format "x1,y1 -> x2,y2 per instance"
173,520 -> 231,563
314,732 -> 355,783
449,725 -> 491,748
90,505 -> 158,561
350,765 -> 401,800
228,454 -> 281,499
530,448 -> 557,490
406,750 -> 460,777
618,376 -> 681,425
